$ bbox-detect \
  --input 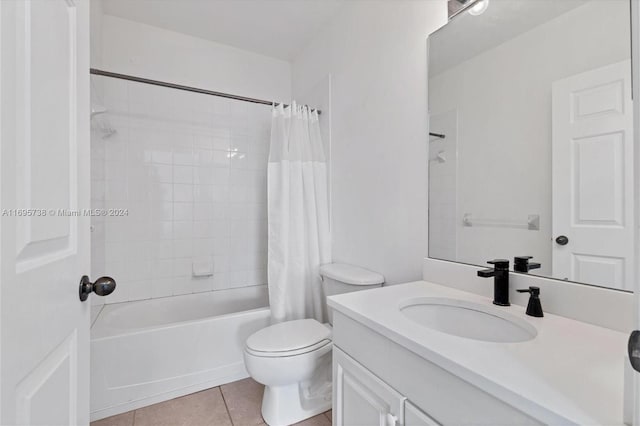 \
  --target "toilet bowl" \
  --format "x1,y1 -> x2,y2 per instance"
244,263 -> 384,426
244,319 -> 333,426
